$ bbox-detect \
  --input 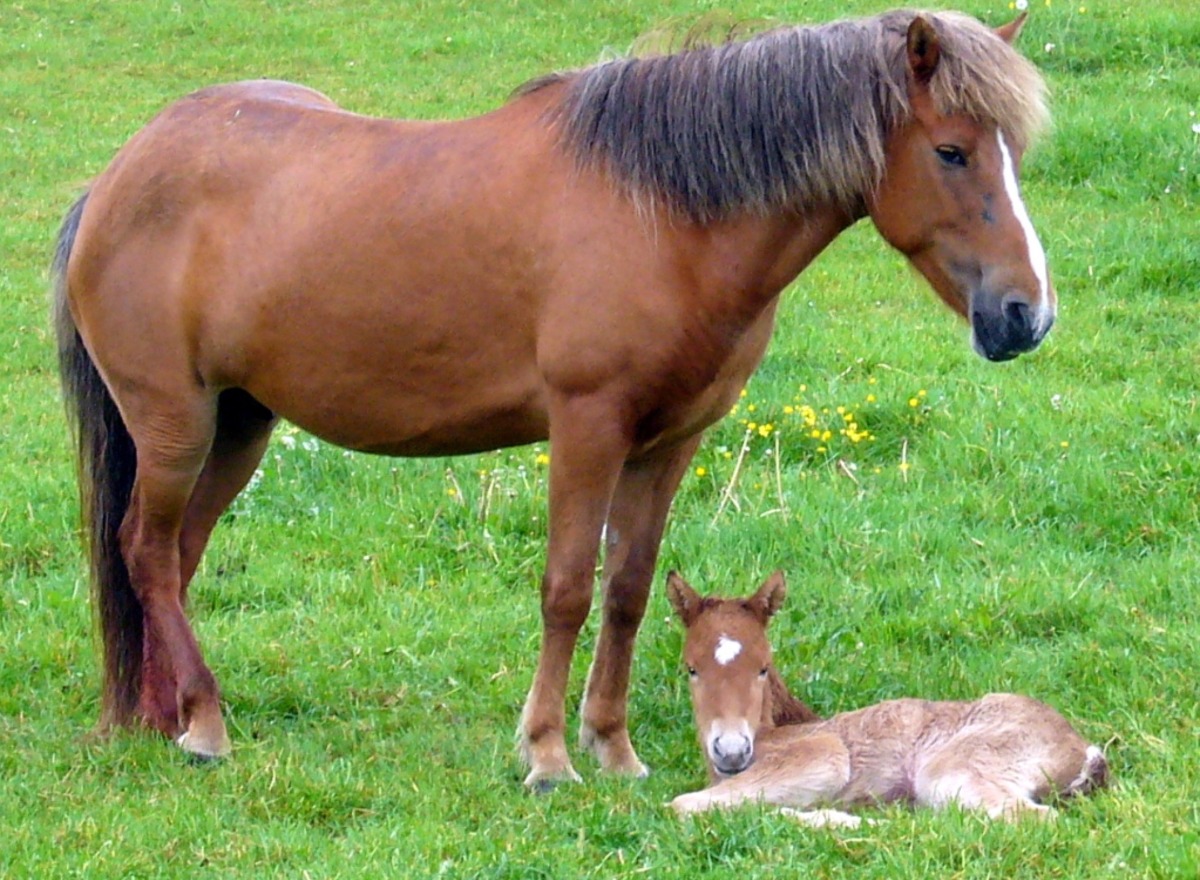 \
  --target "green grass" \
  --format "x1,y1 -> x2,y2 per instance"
3,0 -> 1199,876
